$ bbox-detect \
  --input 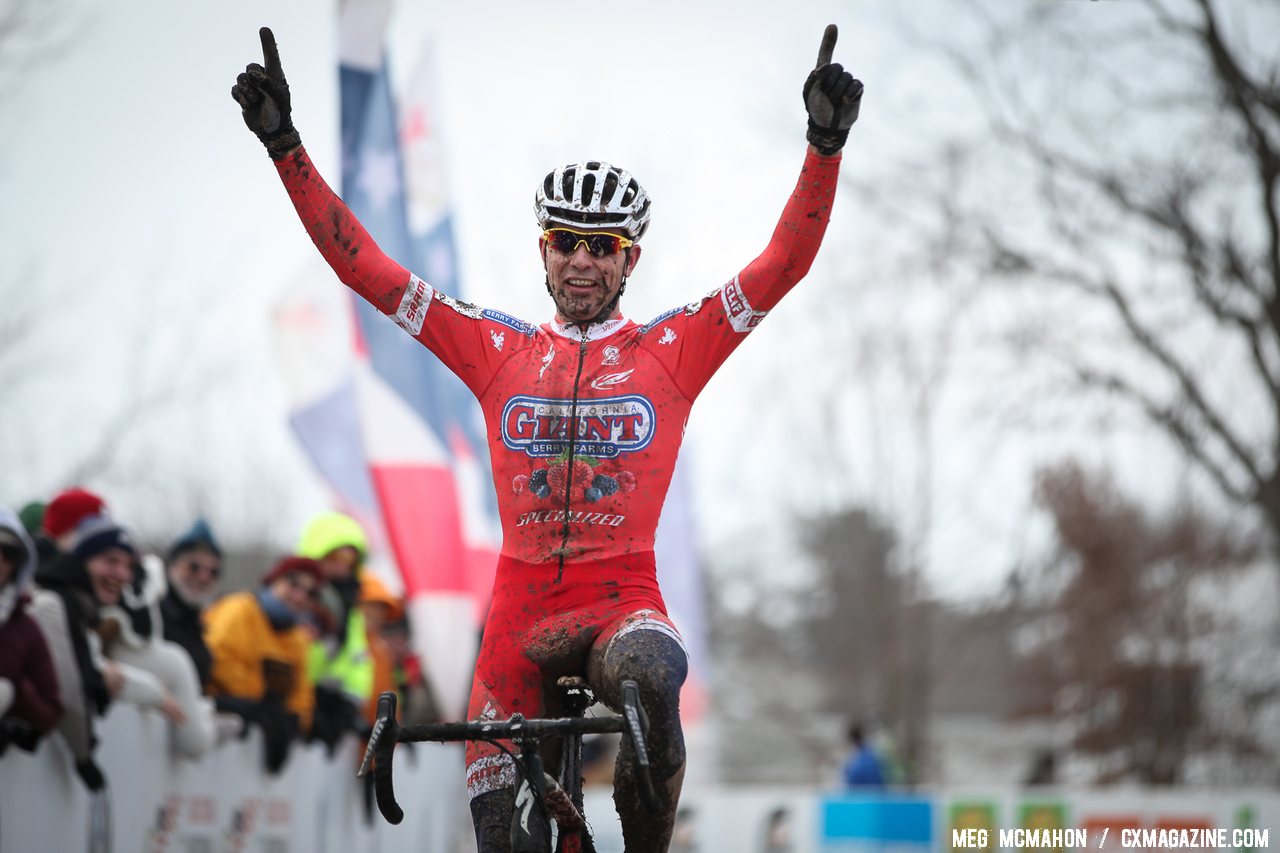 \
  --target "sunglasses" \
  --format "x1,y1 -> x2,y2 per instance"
181,558 -> 221,579
286,574 -> 321,600
542,228 -> 634,258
